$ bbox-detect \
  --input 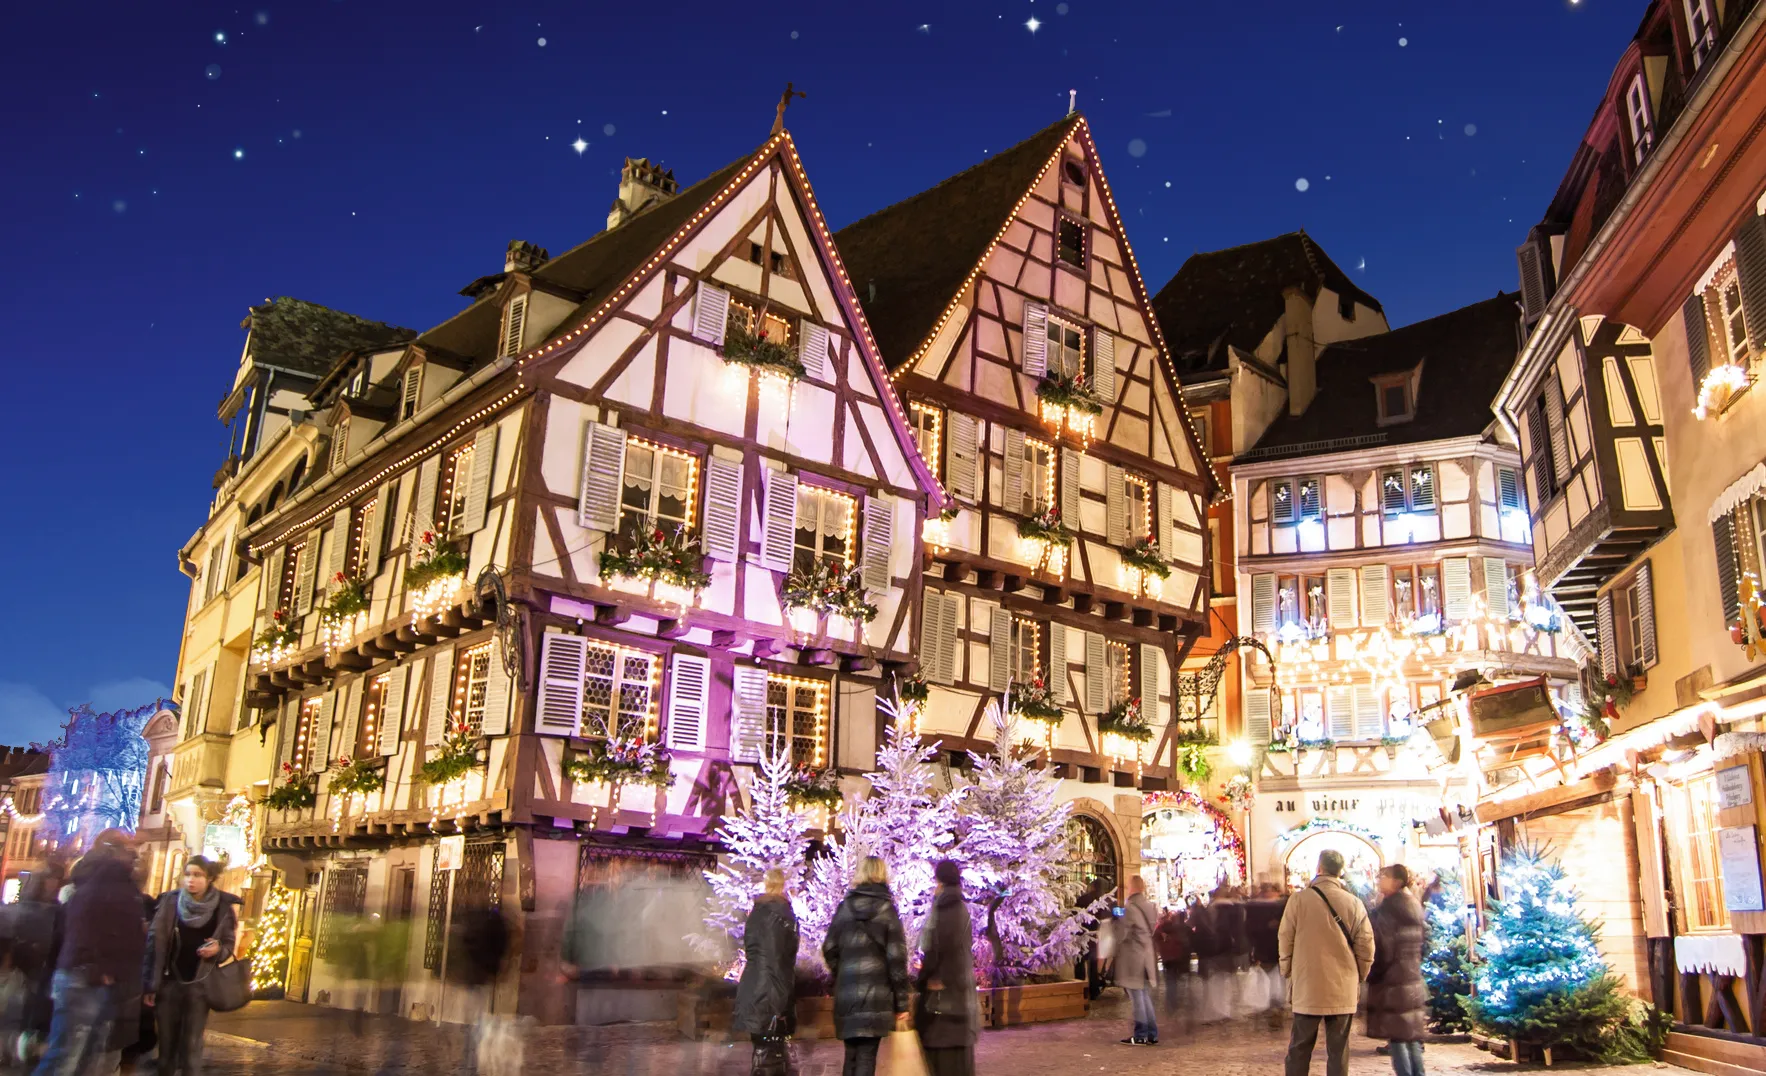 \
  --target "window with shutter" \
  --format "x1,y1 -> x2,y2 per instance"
1498,467 -> 1523,511
921,591 -> 953,686
1057,218 -> 1086,268
461,426 -> 498,535
764,675 -> 829,767
184,669 -> 208,740
535,634 -> 588,737
947,413 -> 979,502
1022,303 -> 1049,378
988,607 -> 1012,692
438,442 -> 477,539
1545,380 -> 1572,483
294,540 -> 319,616
1271,479 -> 1296,523
379,665 -> 408,757
1483,557 -> 1511,618
758,469 -> 800,573
666,654 -> 710,751
1059,448 -> 1081,524
694,284 -> 731,346
1686,0 -> 1716,66
1632,561 -> 1659,670
1442,558 -> 1473,620
291,696 -> 323,772
1138,644 -> 1160,718
479,653 -> 511,736
309,691 -> 335,773
1731,215 -> 1766,361
578,423 -> 627,533
1326,568 -> 1357,630
942,592 -> 962,684
1597,593 -> 1618,678
1244,689 -> 1273,744
330,420 -> 351,474
861,496 -> 893,592
424,646 -> 456,745
410,455 -> 441,552
1715,511 -> 1743,628
458,643 -> 495,735
1298,477 -> 1322,522
797,320 -> 832,381
1517,241 -> 1548,321
616,438 -> 697,544
1084,631 -> 1107,713
1625,74 -> 1654,163
1685,292 -> 1713,388
401,367 -> 423,421
1092,330 -> 1116,402
580,644 -> 656,740
701,456 -> 743,562
794,485 -> 855,574
1106,466 -> 1128,546
909,404 -> 943,480
1326,686 -> 1354,741
1251,574 -> 1277,633
1360,565 -> 1391,625
1409,466 -> 1435,510
730,666 -> 769,762
500,295 -> 528,358
1049,622 -> 1070,704
324,508 -> 351,588
1353,684 -> 1383,741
